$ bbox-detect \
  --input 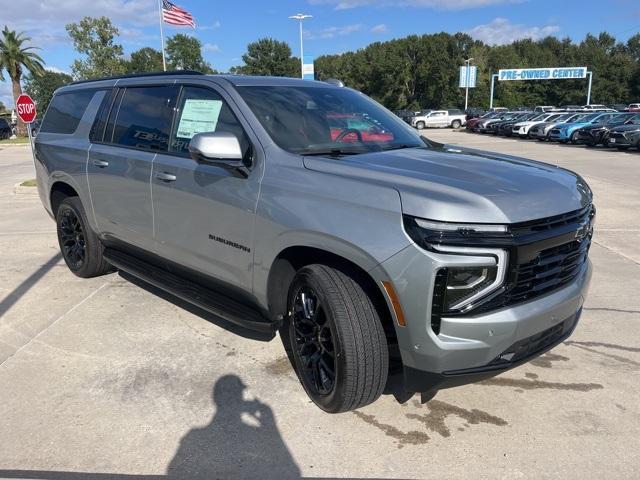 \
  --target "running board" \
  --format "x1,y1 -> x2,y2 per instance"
104,248 -> 276,333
